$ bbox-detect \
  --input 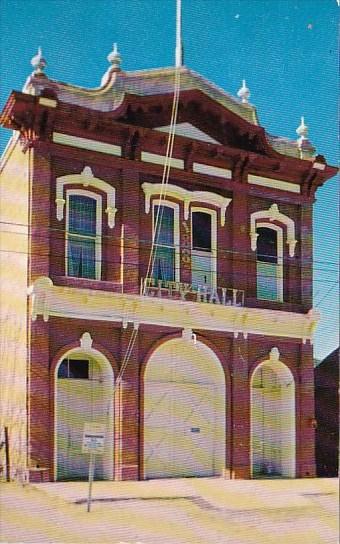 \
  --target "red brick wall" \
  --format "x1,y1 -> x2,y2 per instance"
28,316 -> 316,480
